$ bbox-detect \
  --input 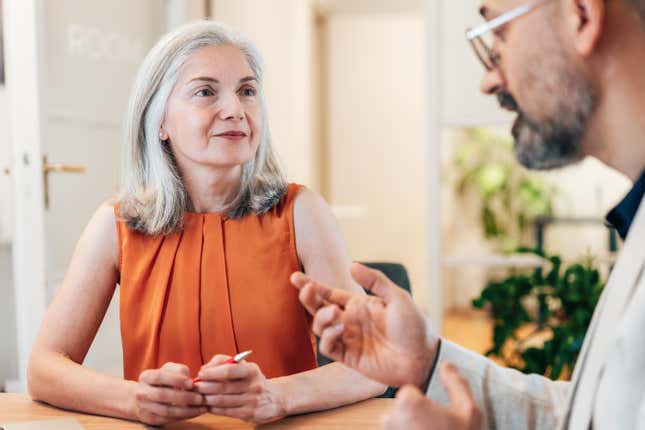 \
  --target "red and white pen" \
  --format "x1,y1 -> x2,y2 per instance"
193,350 -> 253,383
